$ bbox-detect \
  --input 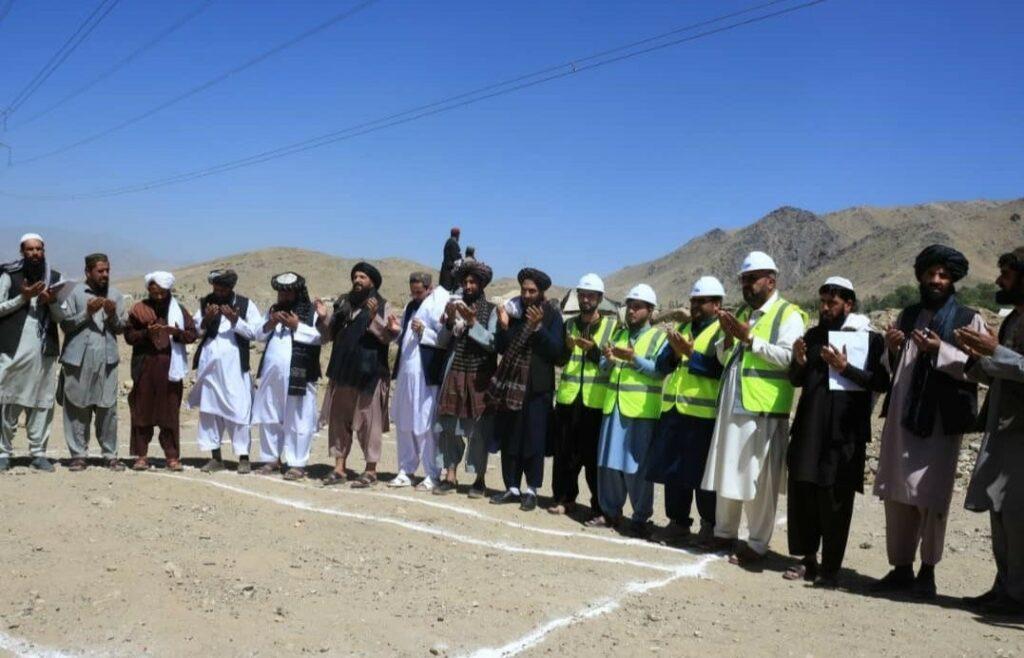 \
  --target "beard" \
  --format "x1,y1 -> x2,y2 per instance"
22,258 -> 45,283
819,312 -> 847,331
996,286 -> 1024,306
348,286 -> 371,307
89,281 -> 110,296
919,282 -> 953,309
